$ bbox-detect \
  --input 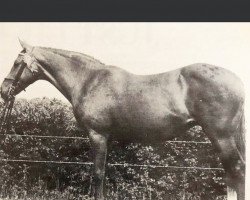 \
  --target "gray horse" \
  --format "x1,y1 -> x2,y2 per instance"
1,40 -> 245,200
